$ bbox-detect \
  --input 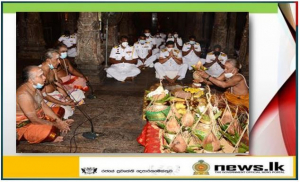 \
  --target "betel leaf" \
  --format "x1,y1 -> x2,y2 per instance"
193,130 -> 207,141
164,135 -> 171,145
186,147 -> 196,153
163,145 -> 170,149
203,143 -> 213,152
156,121 -> 165,129
238,147 -> 247,153
202,114 -> 210,121
214,111 -> 223,120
